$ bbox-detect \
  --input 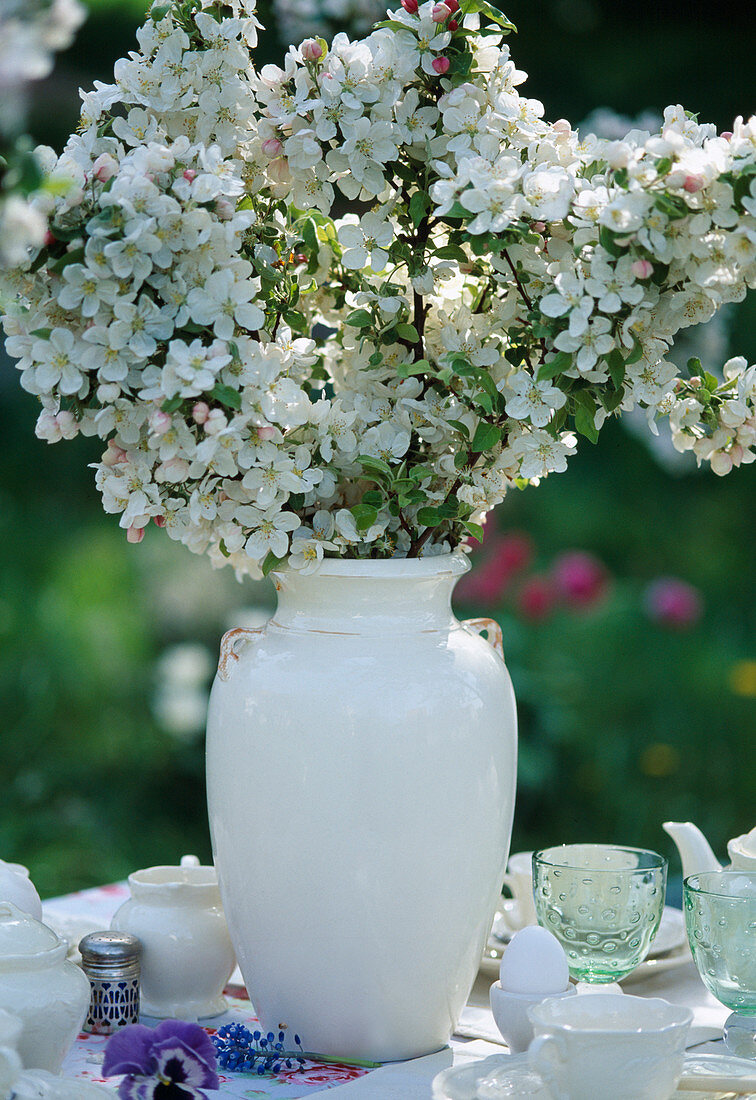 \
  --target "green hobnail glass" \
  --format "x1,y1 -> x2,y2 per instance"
684,871 -> 756,1057
532,844 -> 667,984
